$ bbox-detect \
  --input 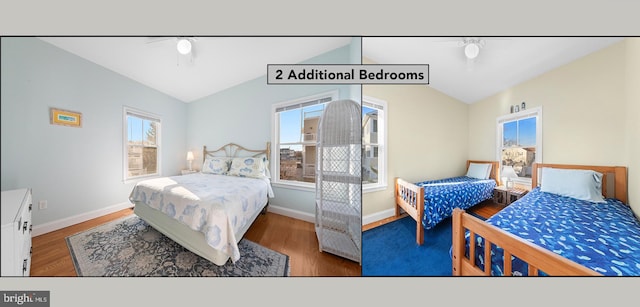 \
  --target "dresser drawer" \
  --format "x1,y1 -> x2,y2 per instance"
1,188 -> 33,277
